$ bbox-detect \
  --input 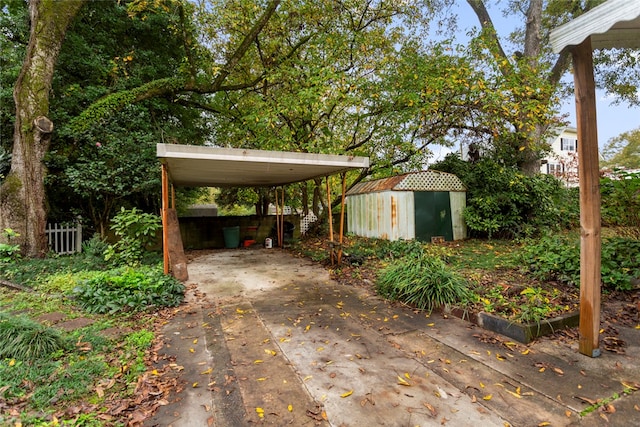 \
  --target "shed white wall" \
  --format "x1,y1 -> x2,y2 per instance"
346,191 -> 415,241
449,192 -> 467,240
